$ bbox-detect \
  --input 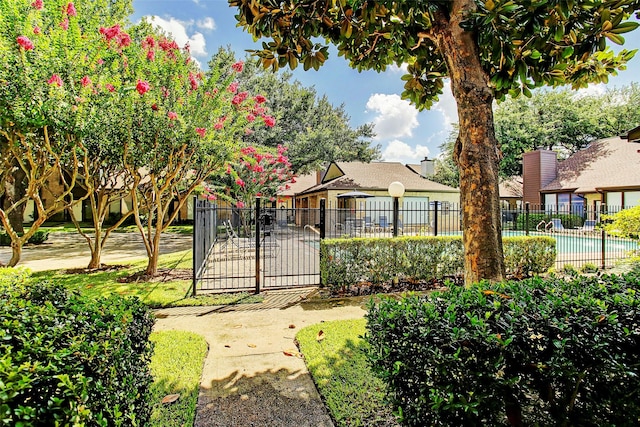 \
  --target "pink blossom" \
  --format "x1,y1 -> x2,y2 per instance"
66,2 -> 76,16
245,128 -> 254,135
146,49 -> 155,61
206,194 -> 217,201
252,164 -> 264,173
47,74 -> 63,87
31,0 -> 43,9
263,115 -> 276,127
241,146 -> 256,155
116,32 -> 131,47
236,201 -> 245,208
167,111 -> 178,120
162,86 -> 170,98
246,113 -> 256,121
159,38 -> 179,52
235,178 -> 245,187
105,83 -> 115,92
214,121 -> 224,130
97,58 -> 104,65
16,36 -> 34,50
189,72 -> 198,91
80,75 -> 91,87
99,24 -> 120,41
290,177 -> 297,183
142,36 -> 155,49
151,104 -> 158,111
196,127 -> 206,138
136,80 -> 149,95
60,18 -> 69,30
226,164 -> 232,174
256,192 -> 263,197
227,81 -> 239,93
232,61 -> 244,72
254,94 -> 267,104
33,26 -> 41,35
232,91 -> 248,105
